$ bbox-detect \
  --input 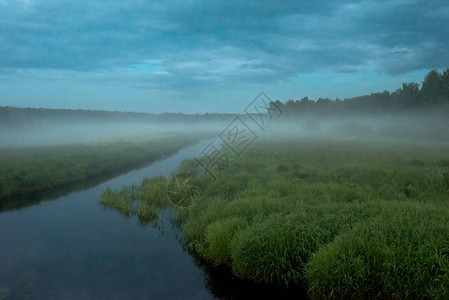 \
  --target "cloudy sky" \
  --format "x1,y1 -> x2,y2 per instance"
0,0 -> 448,113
